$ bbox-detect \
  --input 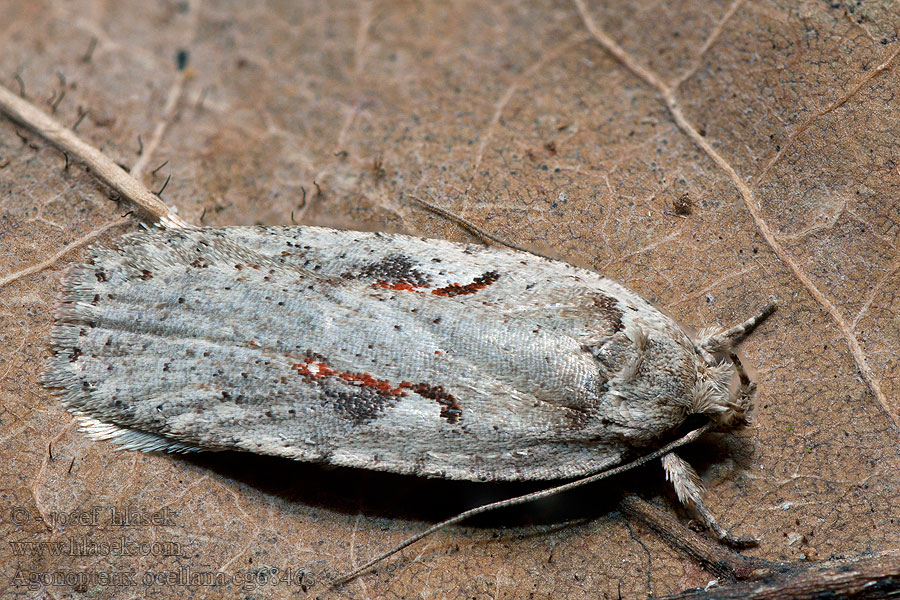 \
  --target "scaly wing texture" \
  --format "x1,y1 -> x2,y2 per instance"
44,226 -> 679,480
